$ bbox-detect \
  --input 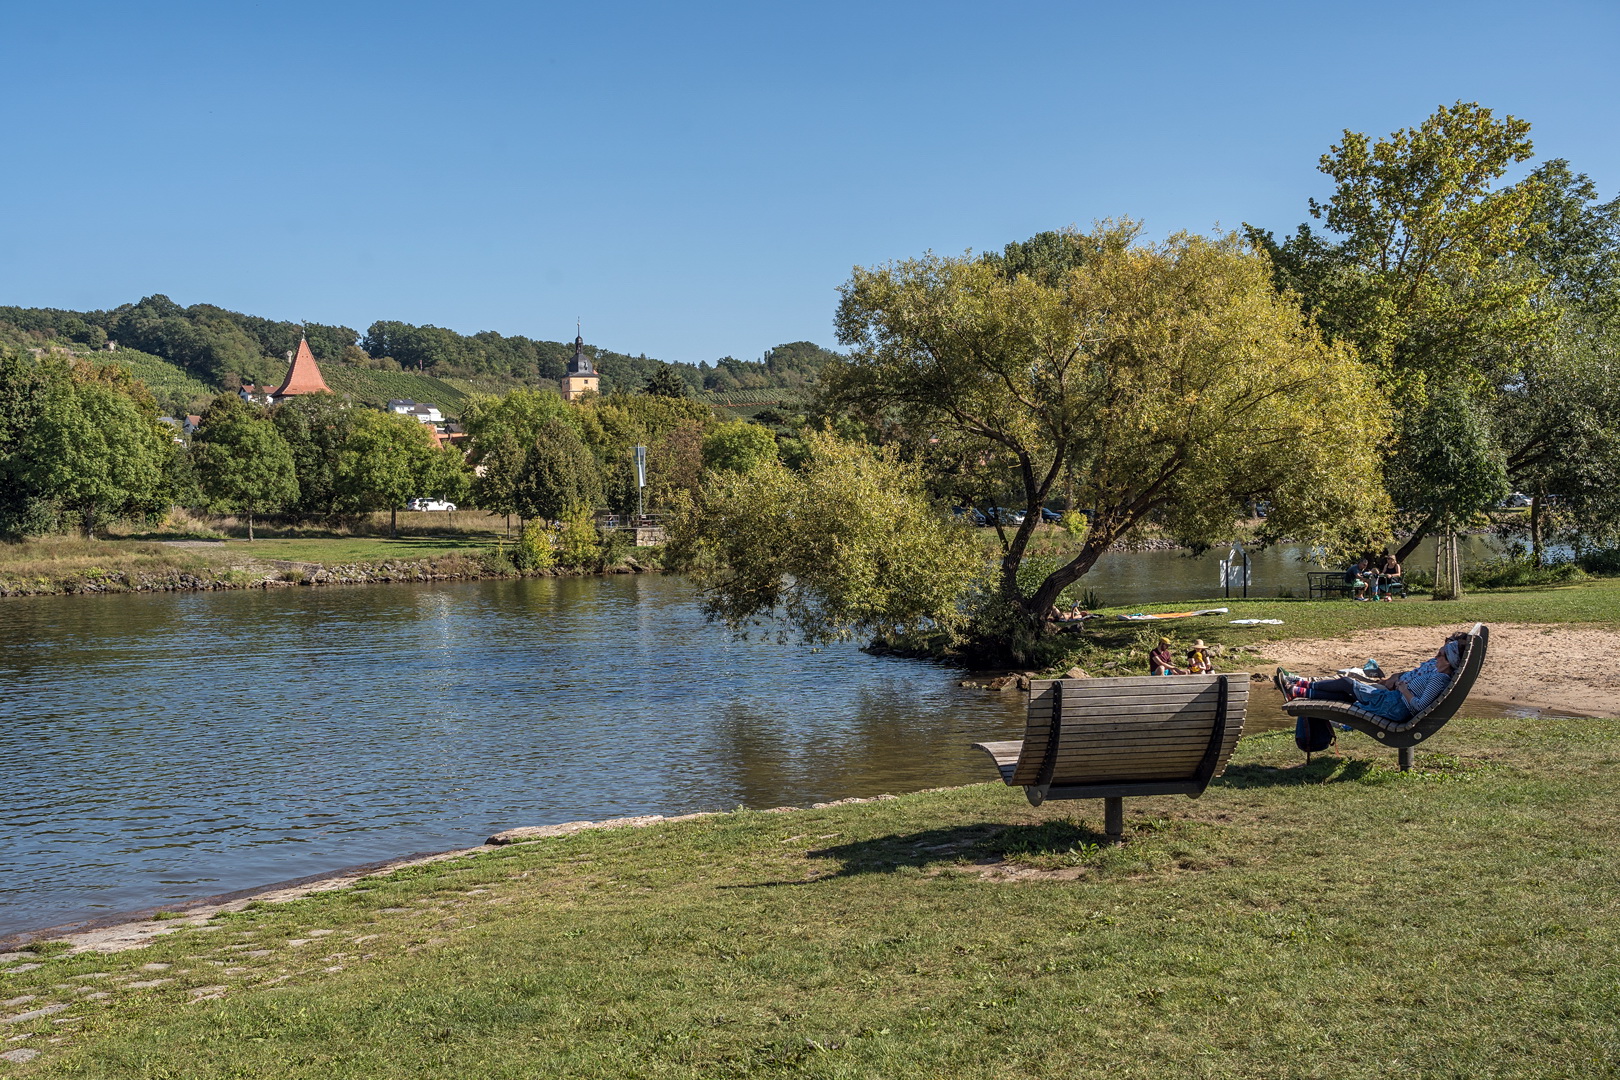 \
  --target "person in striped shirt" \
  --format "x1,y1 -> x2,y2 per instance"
1276,635 -> 1465,723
